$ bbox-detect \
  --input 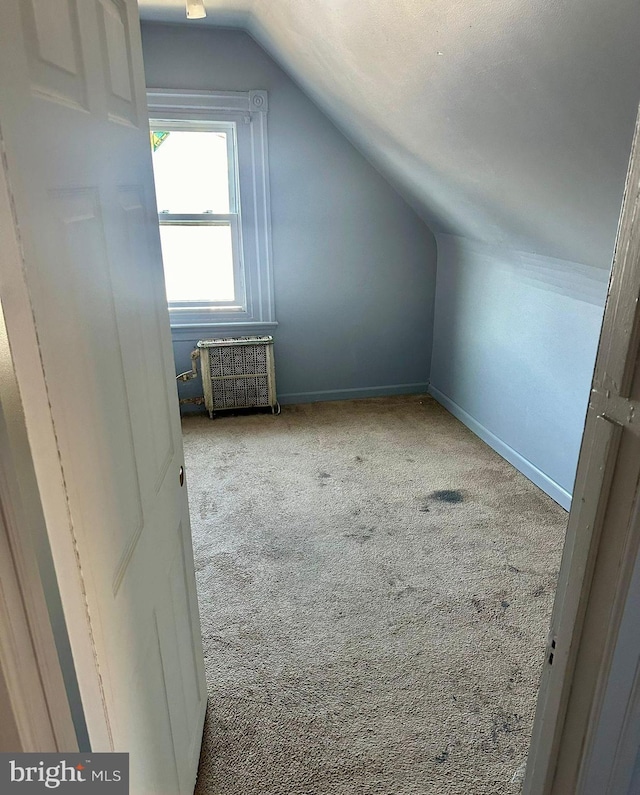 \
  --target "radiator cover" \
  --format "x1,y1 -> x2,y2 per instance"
196,336 -> 278,417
